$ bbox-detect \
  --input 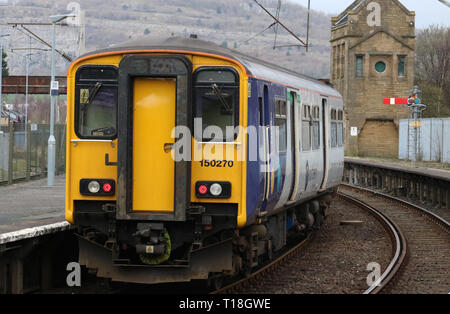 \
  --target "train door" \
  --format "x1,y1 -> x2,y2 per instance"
132,78 -> 176,212
116,55 -> 192,221
289,91 -> 300,202
260,85 -> 270,212
320,97 -> 329,190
